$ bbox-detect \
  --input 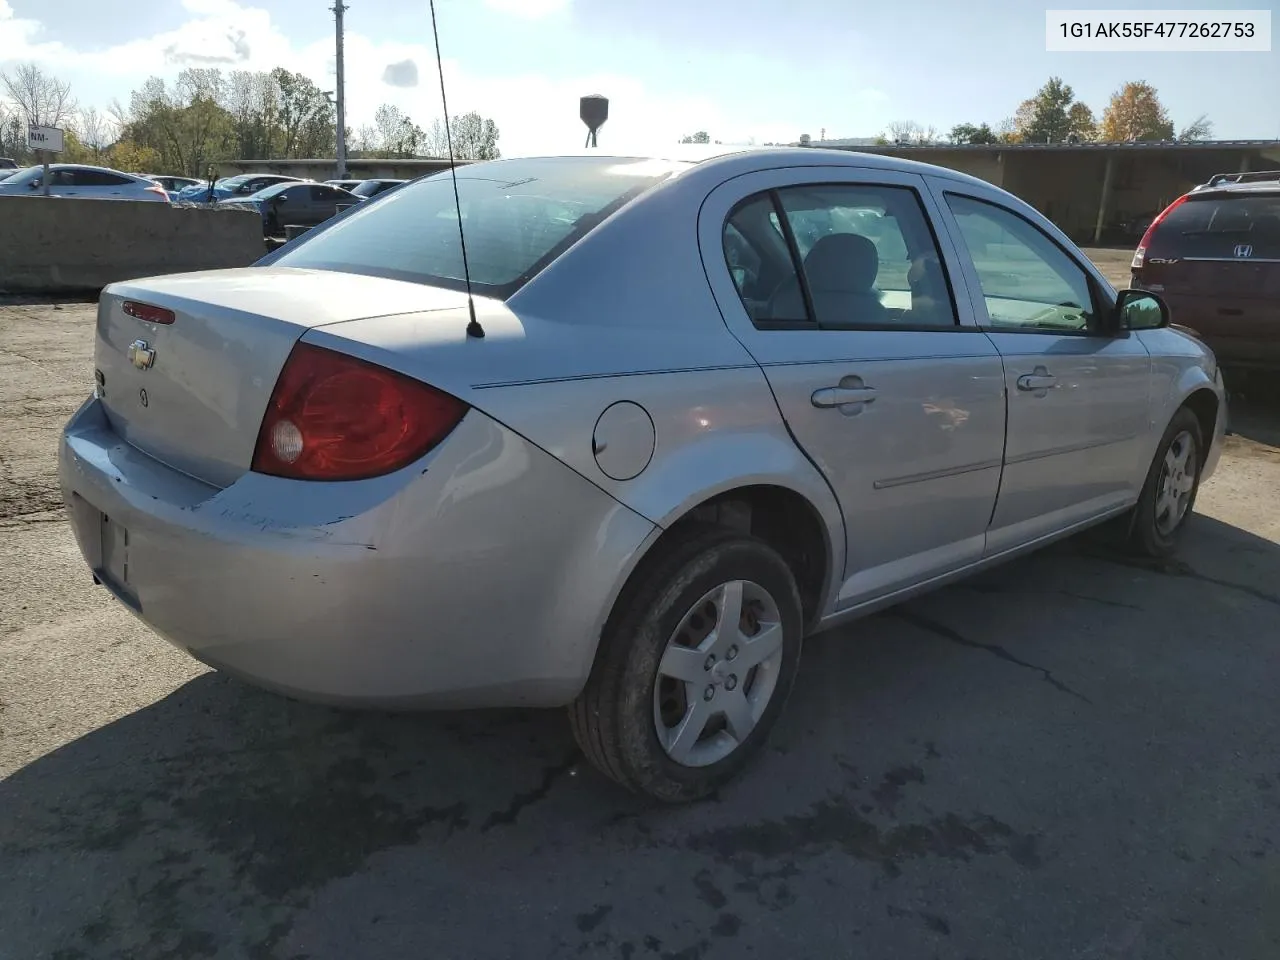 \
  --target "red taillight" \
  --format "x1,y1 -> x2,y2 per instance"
146,184 -> 168,198
122,300 -> 175,324
251,342 -> 468,482
1132,194 -> 1189,269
